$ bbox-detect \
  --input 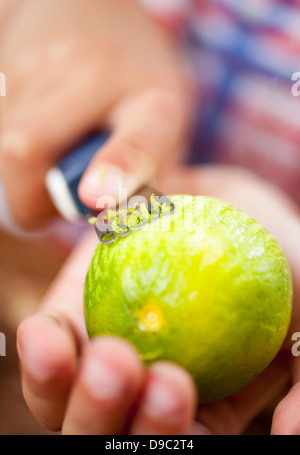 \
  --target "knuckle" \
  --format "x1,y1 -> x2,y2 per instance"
143,88 -> 183,119
0,133 -> 37,170
8,191 -> 51,230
